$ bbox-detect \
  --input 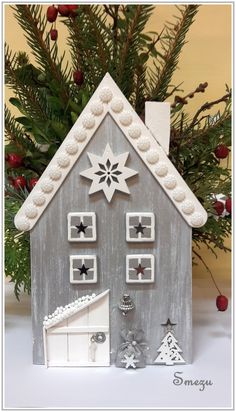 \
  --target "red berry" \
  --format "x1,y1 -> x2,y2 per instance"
14,176 -> 27,190
67,5 -> 78,16
58,5 -> 70,16
29,177 -> 39,191
6,153 -> 23,168
73,70 -> 84,86
214,144 -> 229,159
47,5 -> 58,23
216,295 -> 228,311
225,197 -> 231,214
50,29 -> 58,41
213,200 -> 224,216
